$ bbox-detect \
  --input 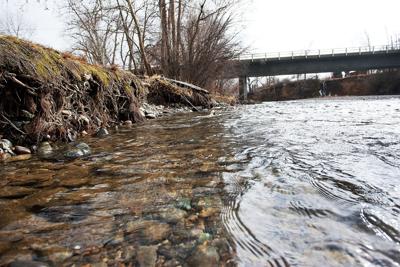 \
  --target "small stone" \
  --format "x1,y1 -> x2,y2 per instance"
199,207 -> 219,218
188,214 -> 198,222
0,139 -> 14,155
81,130 -> 88,136
137,246 -> 158,267
187,244 -> 220,267
126,220 -> 171,243
158,208 -> 187,223
146,113 -> 157,119
198,233 -> 212,243
37,142 -> 53,156
96,128 -> 109,137
47,250 -> 73,263
123,120 -> 133,126
1,139 -> 13,148
64,143 -> 90,159
14,146 -> 31,155
64,148 -> 84,159
75,142 -> 91,155
176,198 -> 191,211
